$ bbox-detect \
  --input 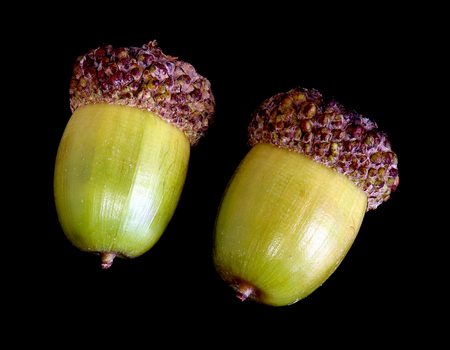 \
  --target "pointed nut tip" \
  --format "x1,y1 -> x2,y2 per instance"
236,293 -> 247,301
101,262 -> 113,269
100,252 -> 116,269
